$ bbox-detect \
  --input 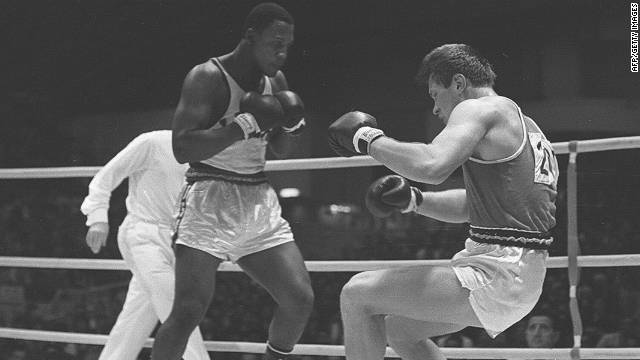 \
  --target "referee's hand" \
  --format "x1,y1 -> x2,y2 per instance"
86,222 -> 109,254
